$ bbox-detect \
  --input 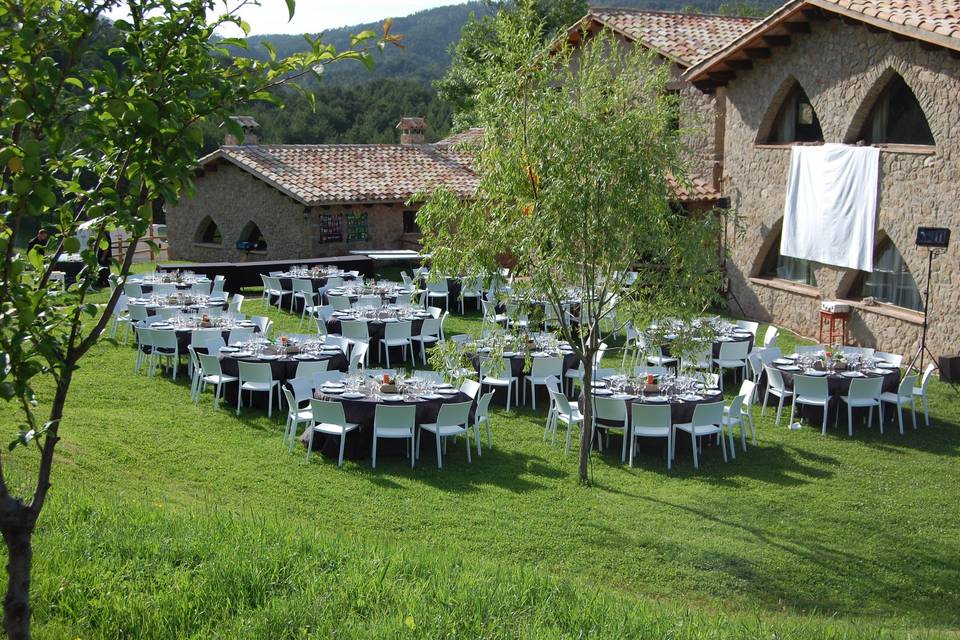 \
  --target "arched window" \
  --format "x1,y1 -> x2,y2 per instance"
852,239 -> 922,311
760,233 -> 817,286
764,83 -> 823,144
857,74 -> 933,146
194,216 -> 222,245
239,221 -> 266,251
